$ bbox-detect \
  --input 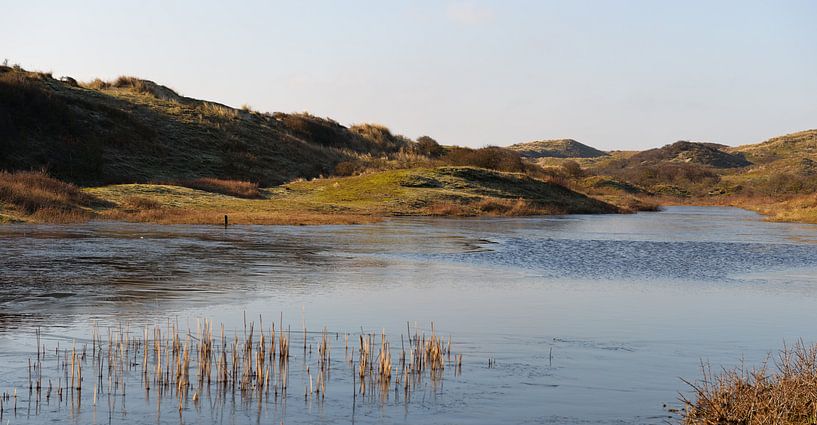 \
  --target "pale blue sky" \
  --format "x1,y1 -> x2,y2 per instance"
3,0 -> 815,149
